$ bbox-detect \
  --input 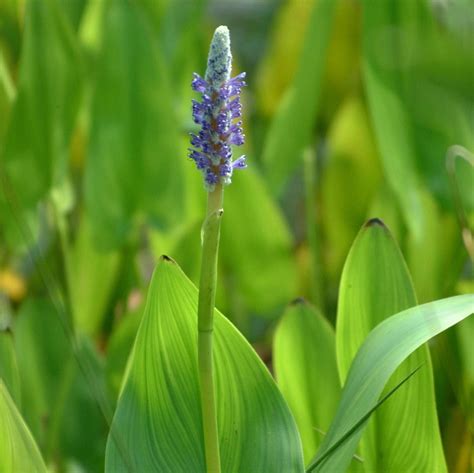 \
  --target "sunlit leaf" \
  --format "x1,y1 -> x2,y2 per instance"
273,299 -> 340,463
262,0 -> 337,194
335,219 -> 446,471
362,0 -> 474,237
222,168 -> 298,315
0,380 -> 48,473
308,293 -> 473,471
105,257 -> 304,472
70,213 -> 121,335
0,51 -> 15,145
321,96 -> 382,286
